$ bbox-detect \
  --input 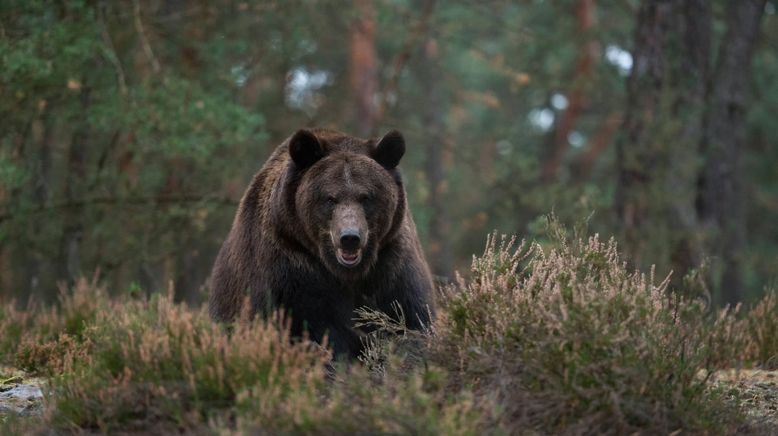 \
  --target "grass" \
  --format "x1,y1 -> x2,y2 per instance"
1,224 -> 776,434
